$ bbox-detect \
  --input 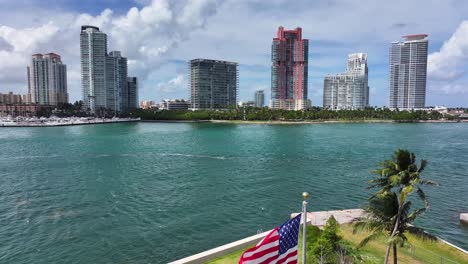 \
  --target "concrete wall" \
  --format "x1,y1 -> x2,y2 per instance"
168,230 -> 271,264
